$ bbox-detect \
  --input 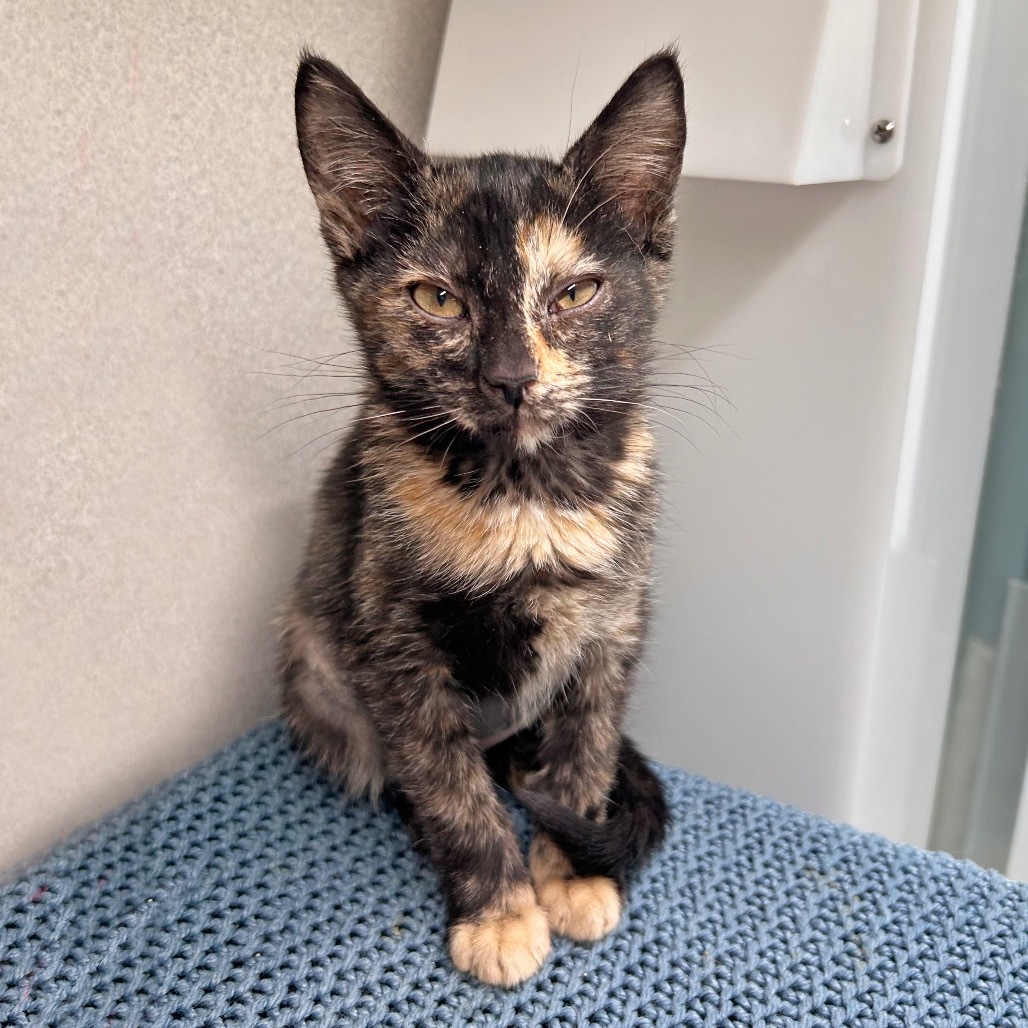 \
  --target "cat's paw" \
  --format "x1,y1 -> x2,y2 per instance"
536,873 -> 621,941
530,834 -> 621,941
449,885 -> 551,988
